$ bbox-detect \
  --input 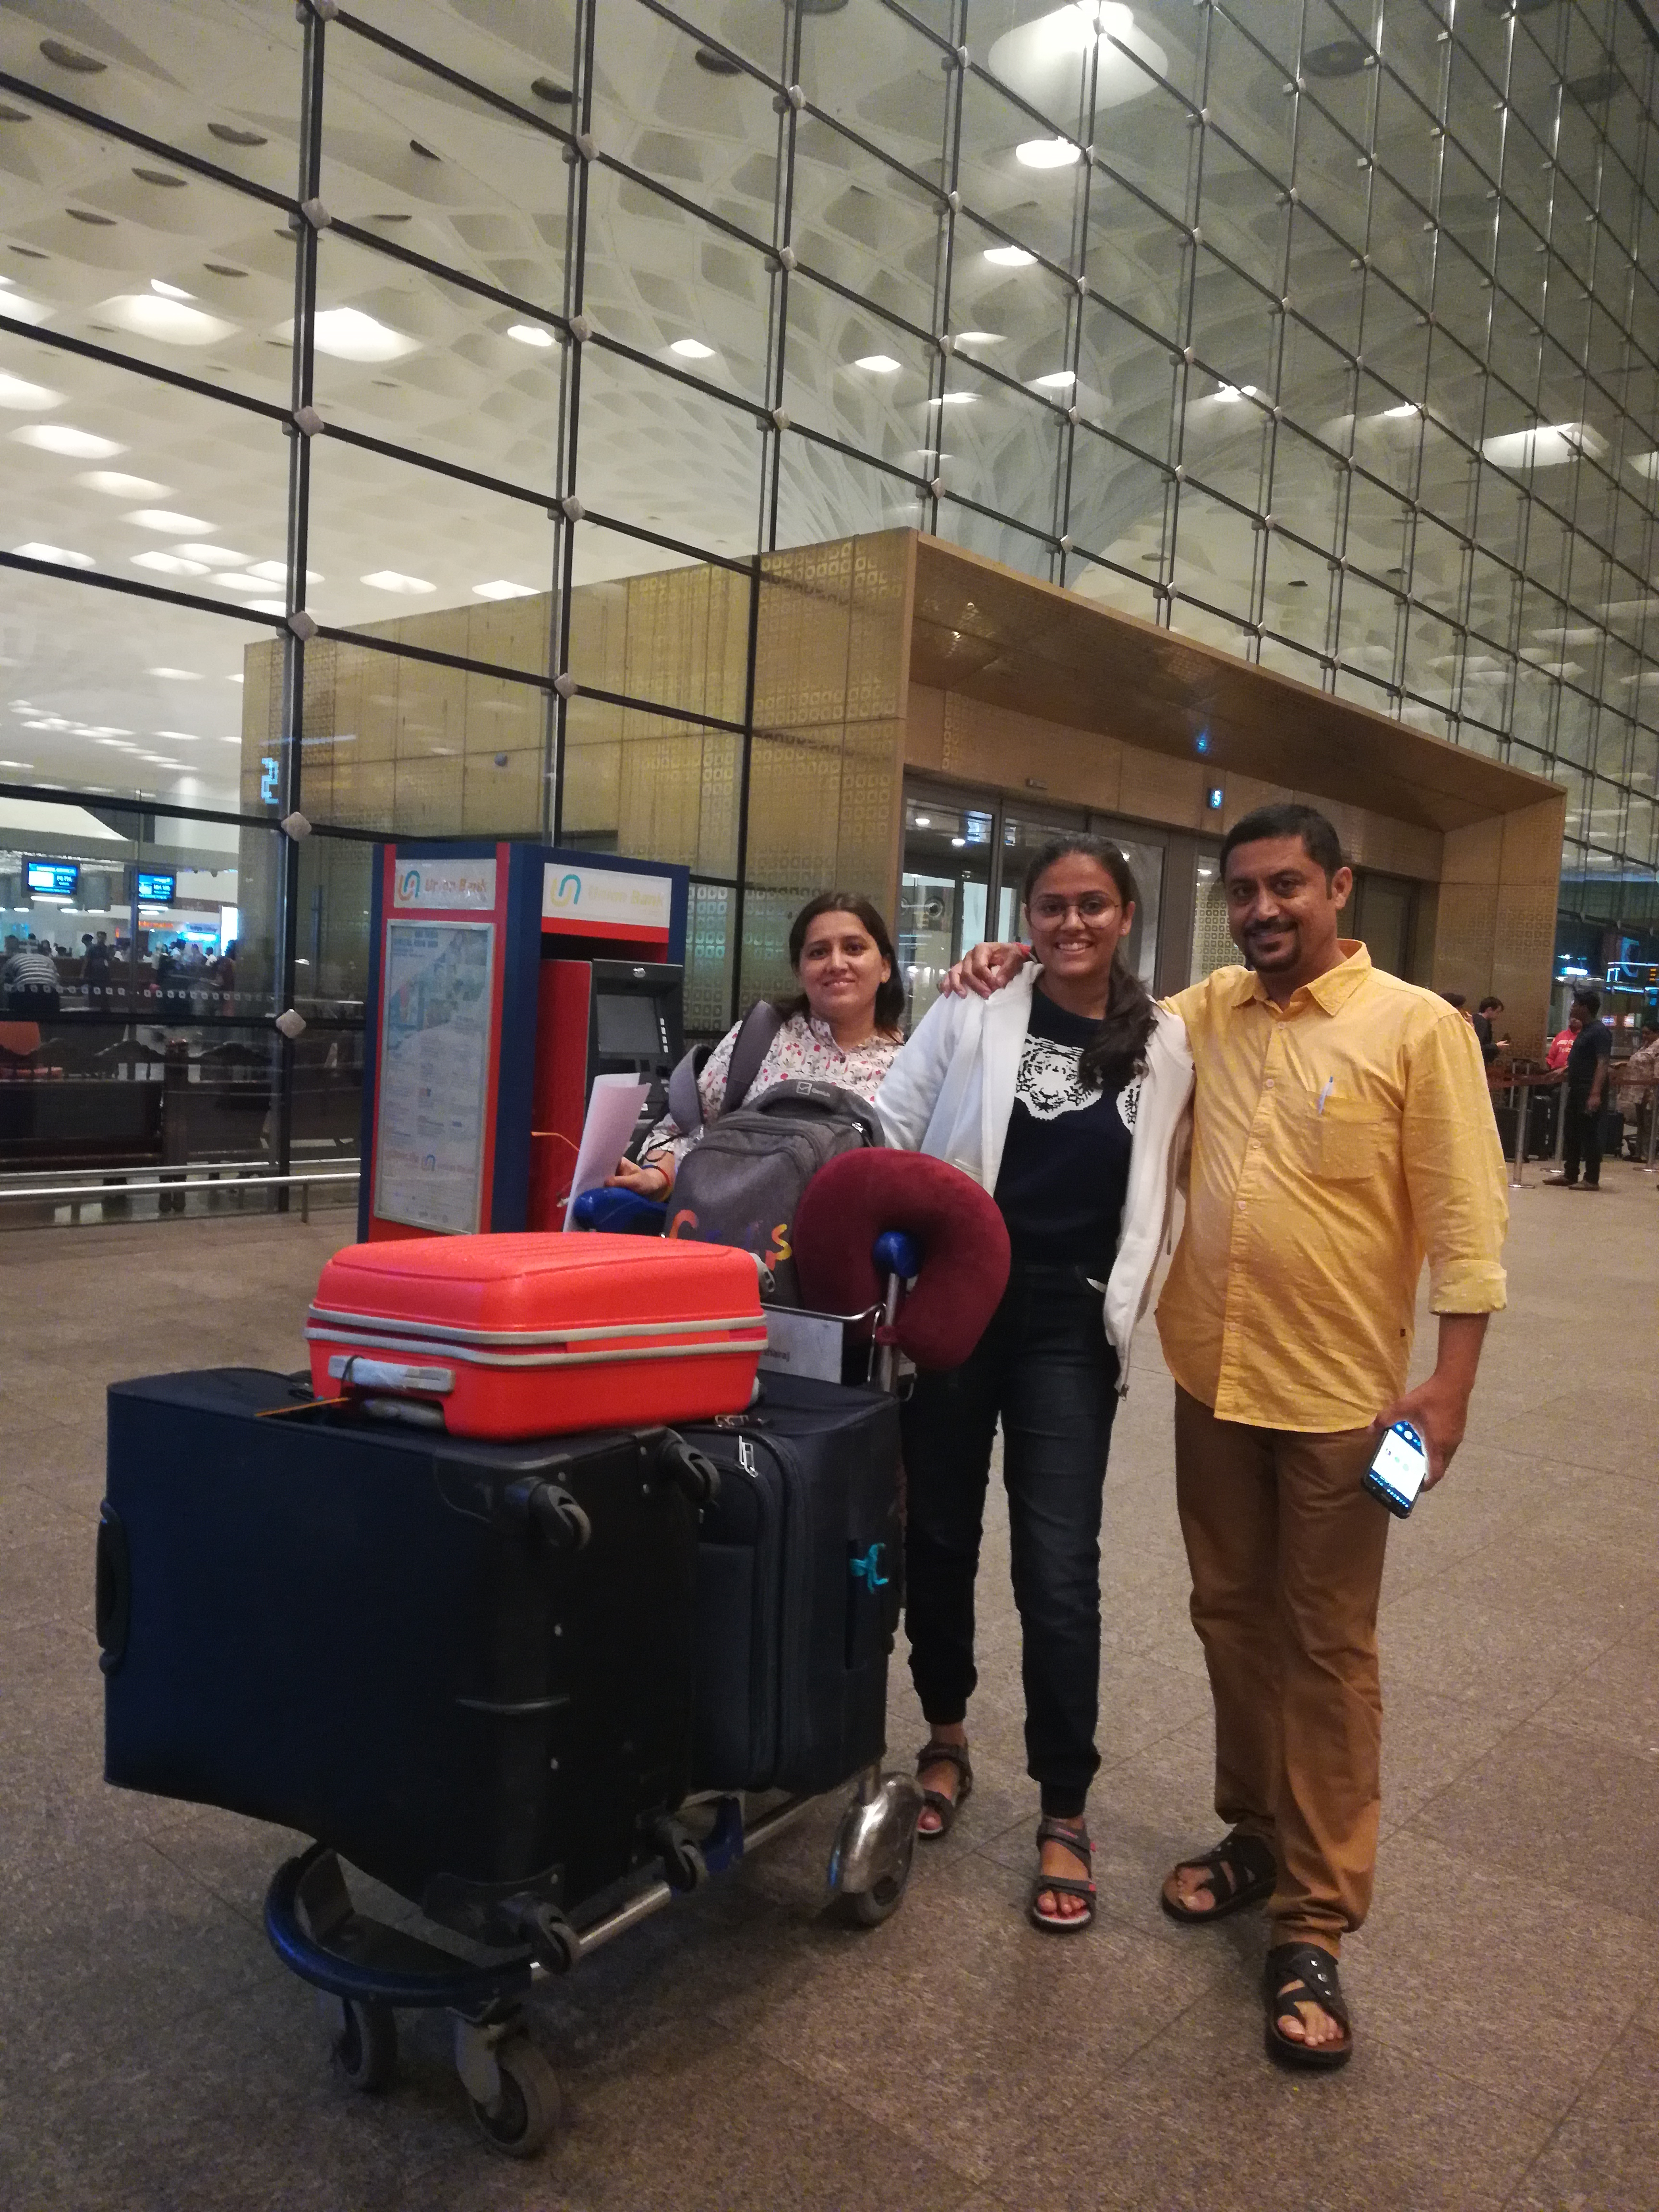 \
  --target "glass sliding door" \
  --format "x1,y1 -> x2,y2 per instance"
899,788 -> 994,1025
